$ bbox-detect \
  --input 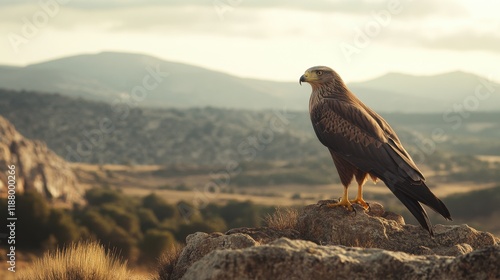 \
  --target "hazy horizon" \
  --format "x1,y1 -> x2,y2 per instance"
1,50 -> 495,84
